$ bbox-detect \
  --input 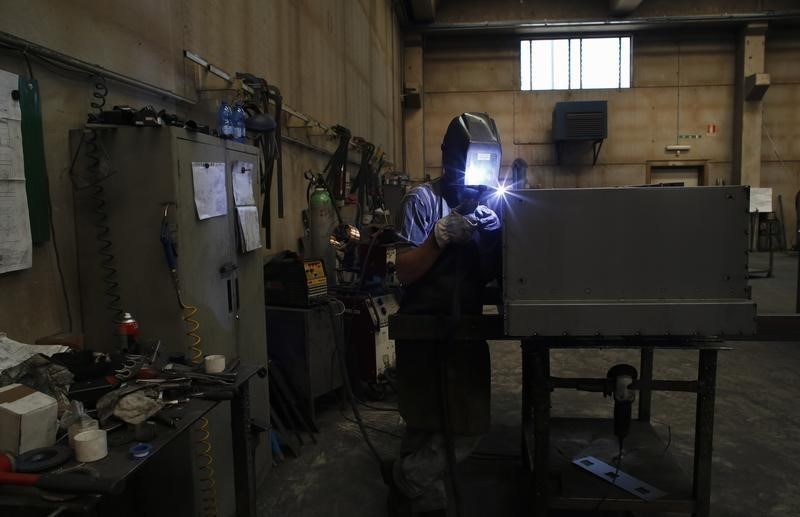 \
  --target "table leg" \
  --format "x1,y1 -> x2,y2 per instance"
232,379 -> 256,517
521,340 -> 532,472
532,345 -> 551,517
638,347 -> 654,422
692,349 -> 718,517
